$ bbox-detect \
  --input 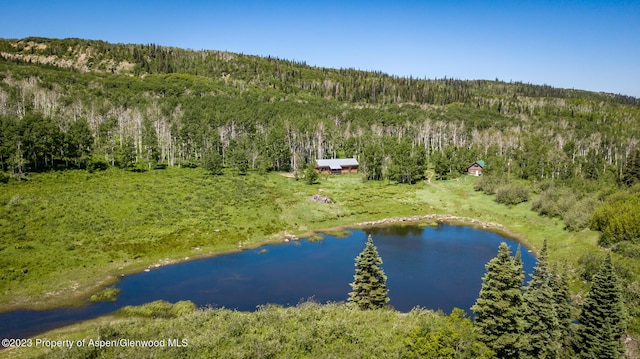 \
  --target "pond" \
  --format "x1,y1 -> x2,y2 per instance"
0,224 -> 536,339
